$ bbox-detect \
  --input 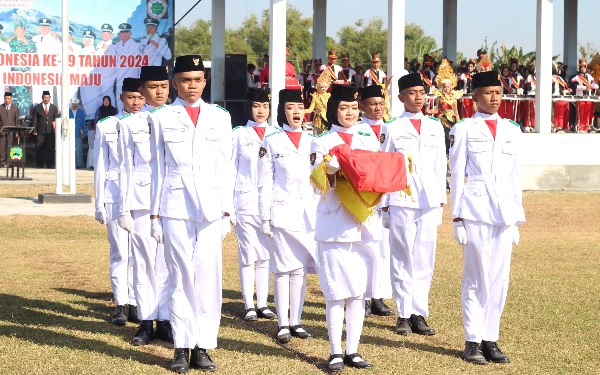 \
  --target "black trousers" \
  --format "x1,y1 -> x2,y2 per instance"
36,132 -> 55,168
0,131 -> 12,165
